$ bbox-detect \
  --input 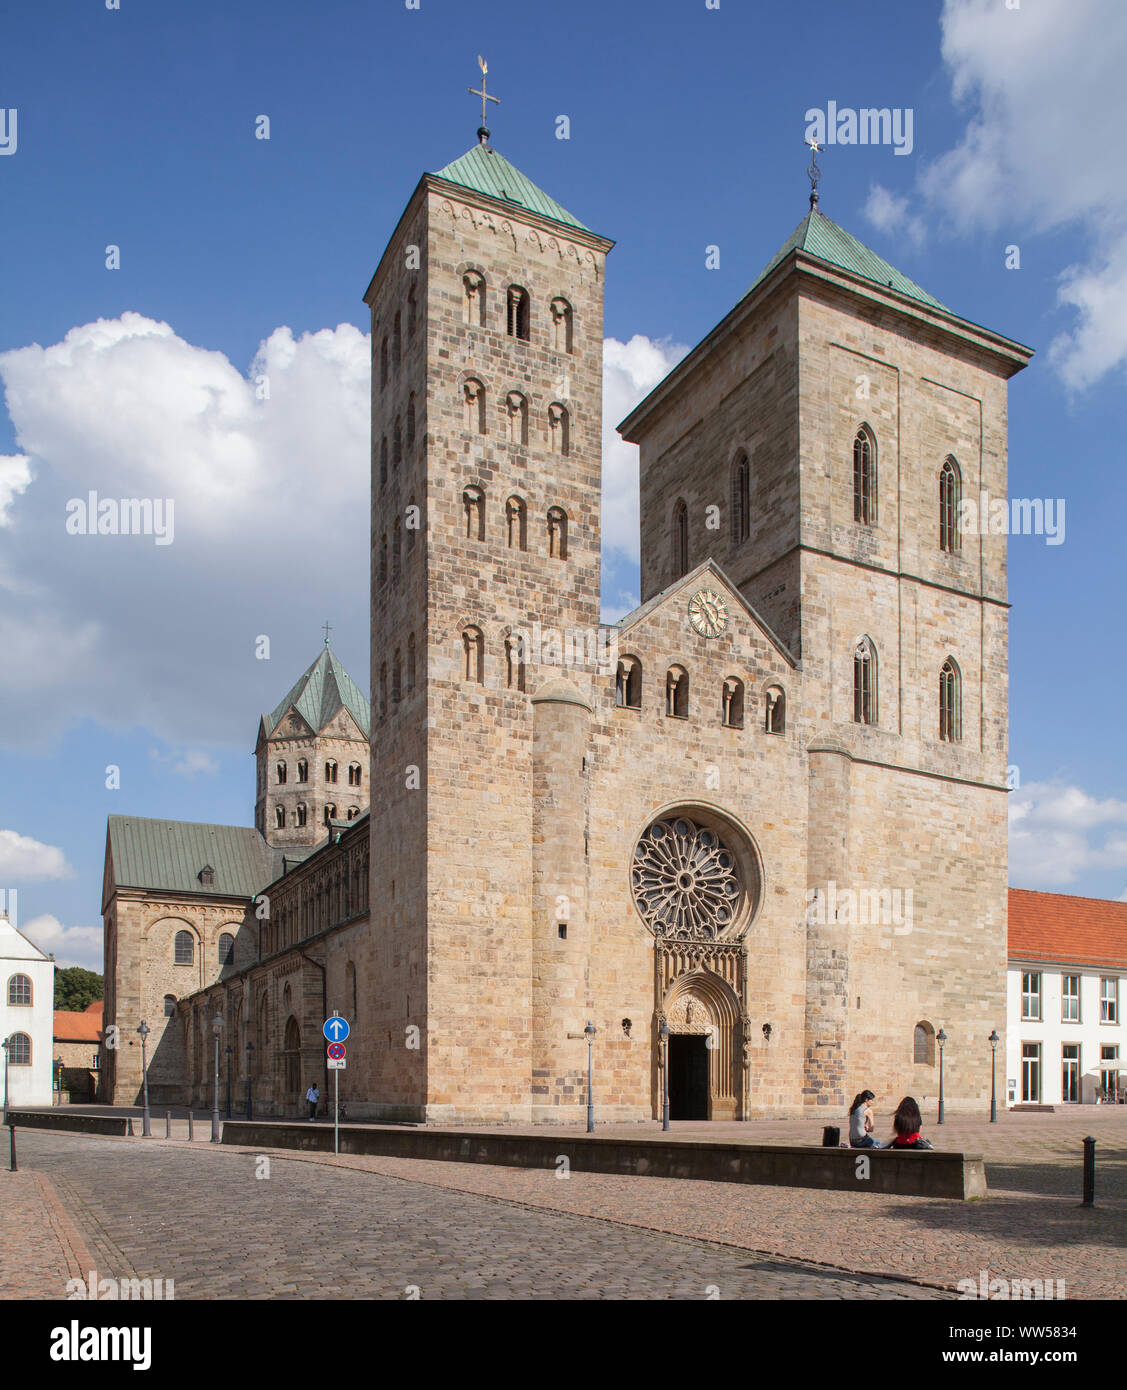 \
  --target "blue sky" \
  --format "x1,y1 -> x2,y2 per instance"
2,0 -> 1126,969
